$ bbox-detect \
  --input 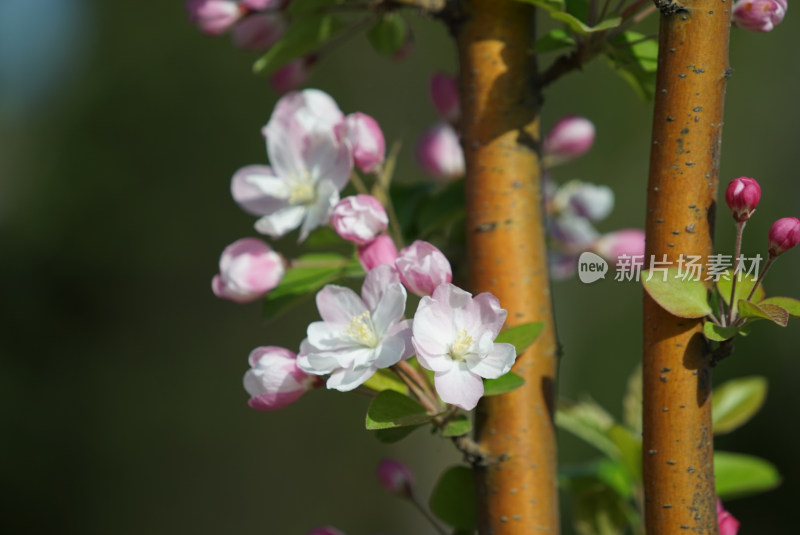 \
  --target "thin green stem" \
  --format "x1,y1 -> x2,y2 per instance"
746,255 -> 775,302
726,221 -> 746,324
289,259 -> 351,269
408,492 -> 449,535
349,171 -> 370,195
